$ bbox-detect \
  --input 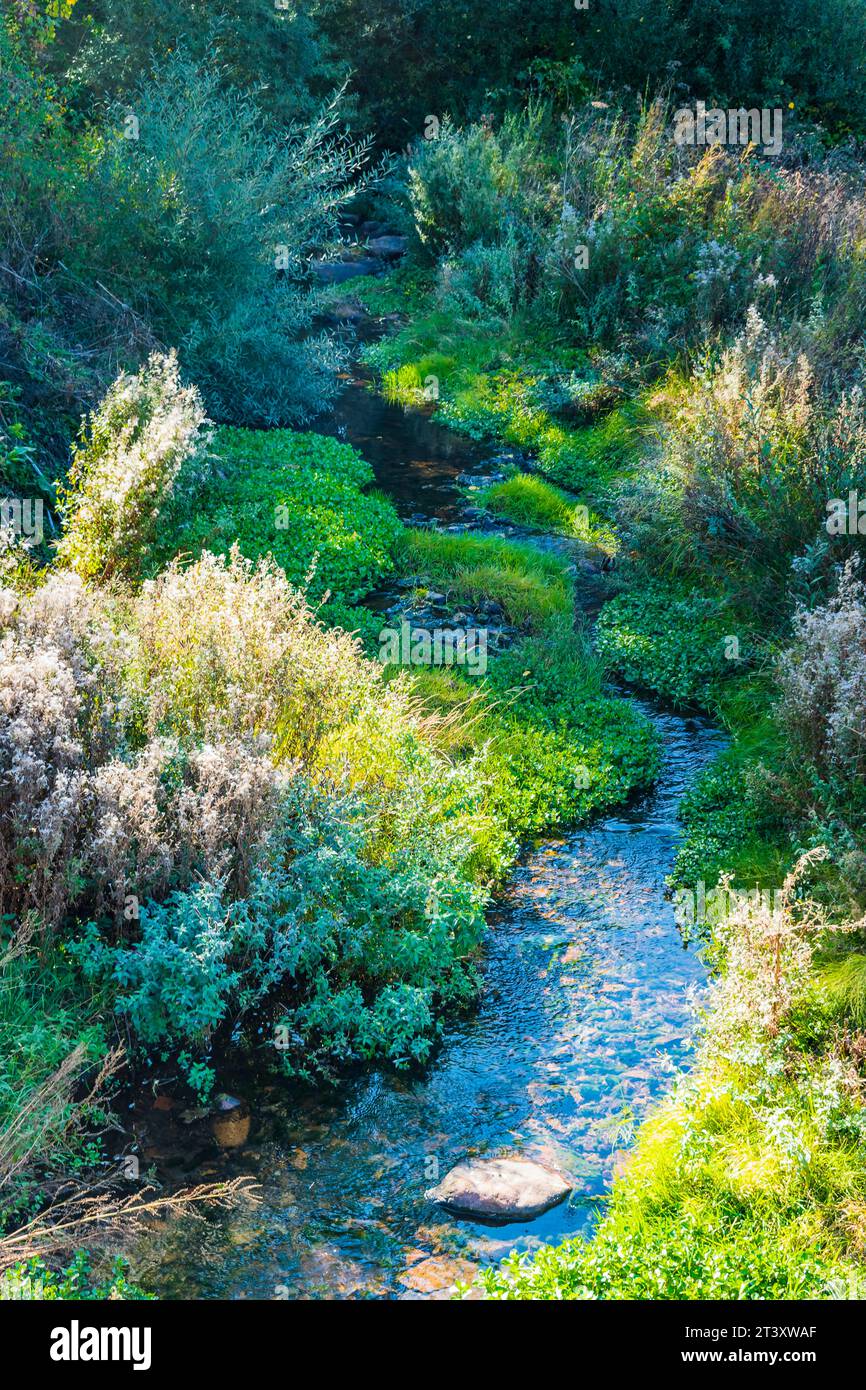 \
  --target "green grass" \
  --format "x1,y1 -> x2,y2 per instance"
397,528 -> 571,630
479,473 -> 615,551
361,293 -> 646,499
382,353 -> 458,404
390,616 -> 659,841
0,953 -> 107,1232
486,619 -> 660,831
671,750 -> 791,914
441,372 -> 644,494
477,1210 -> 851,1300
672,671 -> 788,874
327,264 -> 433,319
377,524 -> 659,842
362,301 -> 504,383
818,954 -> 866,1029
